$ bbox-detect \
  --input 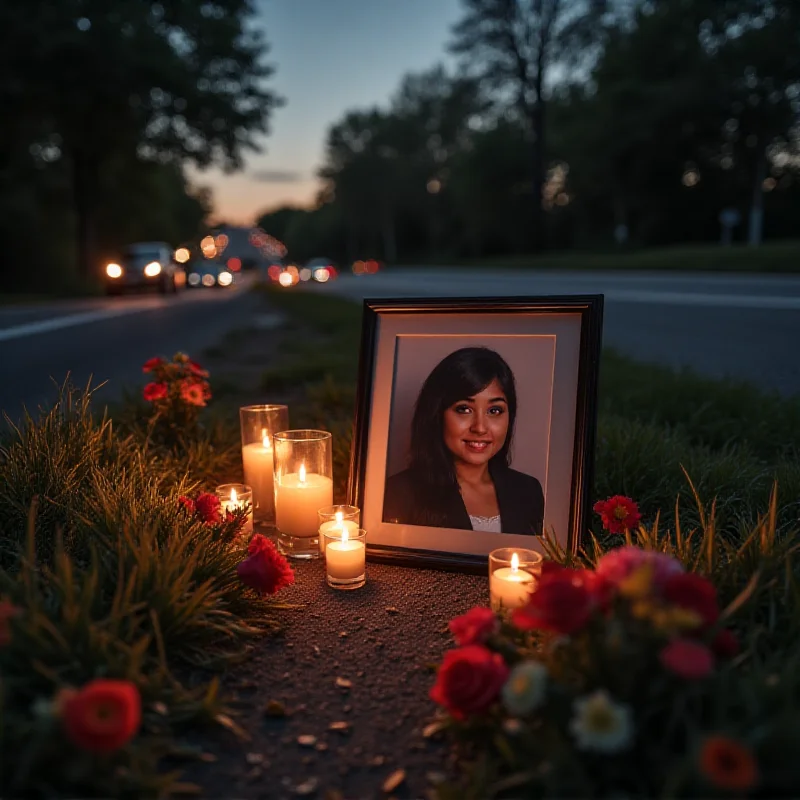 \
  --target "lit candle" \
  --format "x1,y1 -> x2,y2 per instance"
325,528 -> 366,581
490,552 -> 535,611
275,462 -> 333,538
242,429 -> 275,524
215,484 -> 253,536
319,510 -> 359,553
